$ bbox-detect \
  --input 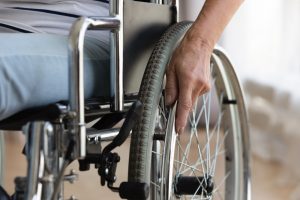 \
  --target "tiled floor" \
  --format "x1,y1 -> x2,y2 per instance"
1,131 -> 299,200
